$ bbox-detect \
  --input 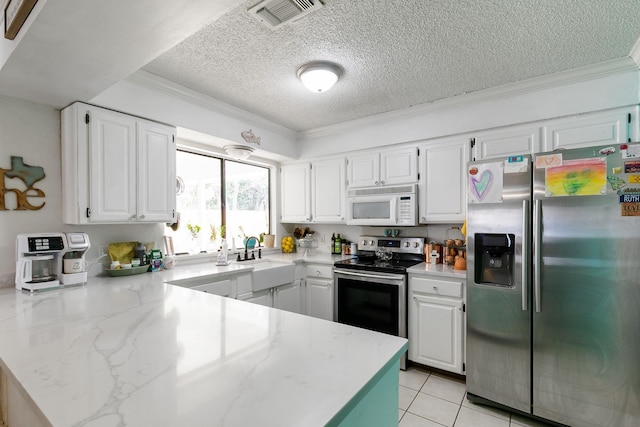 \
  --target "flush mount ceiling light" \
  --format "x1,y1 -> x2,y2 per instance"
224,145 -> 255,160
297,61 -> 343,93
